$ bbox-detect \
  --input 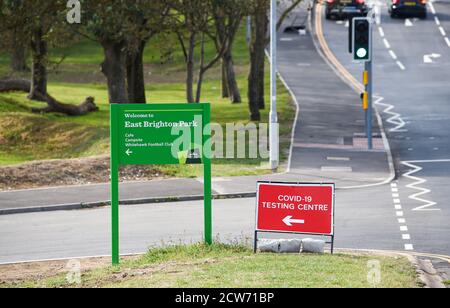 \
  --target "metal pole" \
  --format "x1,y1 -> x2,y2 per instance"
270,0 -> 279,170
366,22 -> 373,150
